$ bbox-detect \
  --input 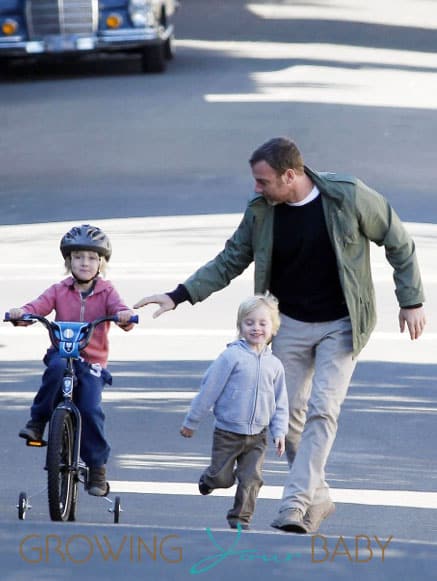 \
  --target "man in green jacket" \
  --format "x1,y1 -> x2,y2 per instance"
134,137 -> 426,534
